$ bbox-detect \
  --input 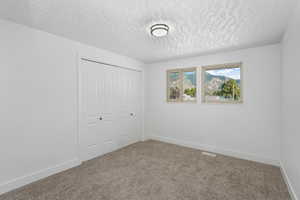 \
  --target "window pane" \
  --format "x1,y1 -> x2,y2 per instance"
183,70 -> 196,101
168,71 -> 181,101
203,66 -> 241,103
